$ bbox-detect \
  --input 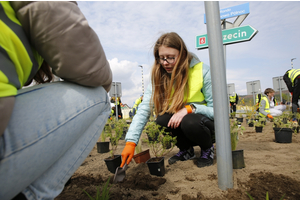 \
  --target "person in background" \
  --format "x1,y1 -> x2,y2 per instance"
111,97 -> 123,119
283,69 -> 300,118
0,2 -> 112,200
117,97 -> 123,119
255,93 -> 262,106
131,95 -> 143,116
265,88 -> 286,117
229,92 -> 239,113
121,32 -> 215,169
258,88 -> 279,119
